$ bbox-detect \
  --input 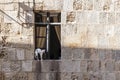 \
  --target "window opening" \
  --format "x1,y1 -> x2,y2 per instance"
35,11 -> 61,60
